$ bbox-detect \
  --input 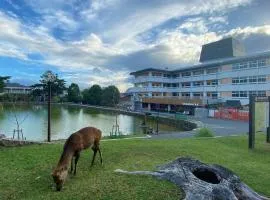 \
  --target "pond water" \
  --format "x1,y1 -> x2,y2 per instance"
0,104 -> 181,141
